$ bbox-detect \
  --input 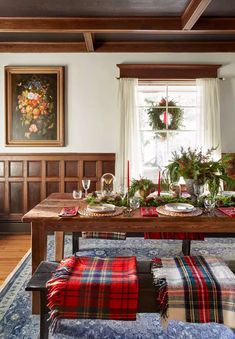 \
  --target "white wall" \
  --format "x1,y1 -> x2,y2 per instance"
0,52 -> 235,154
